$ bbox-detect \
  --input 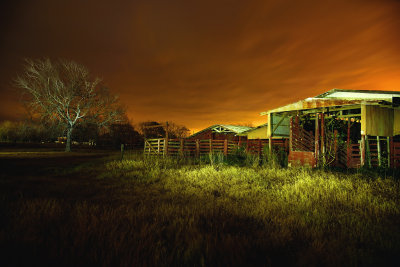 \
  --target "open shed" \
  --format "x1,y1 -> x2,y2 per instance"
261,89 -> 400,168
188,124 -> 254,141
